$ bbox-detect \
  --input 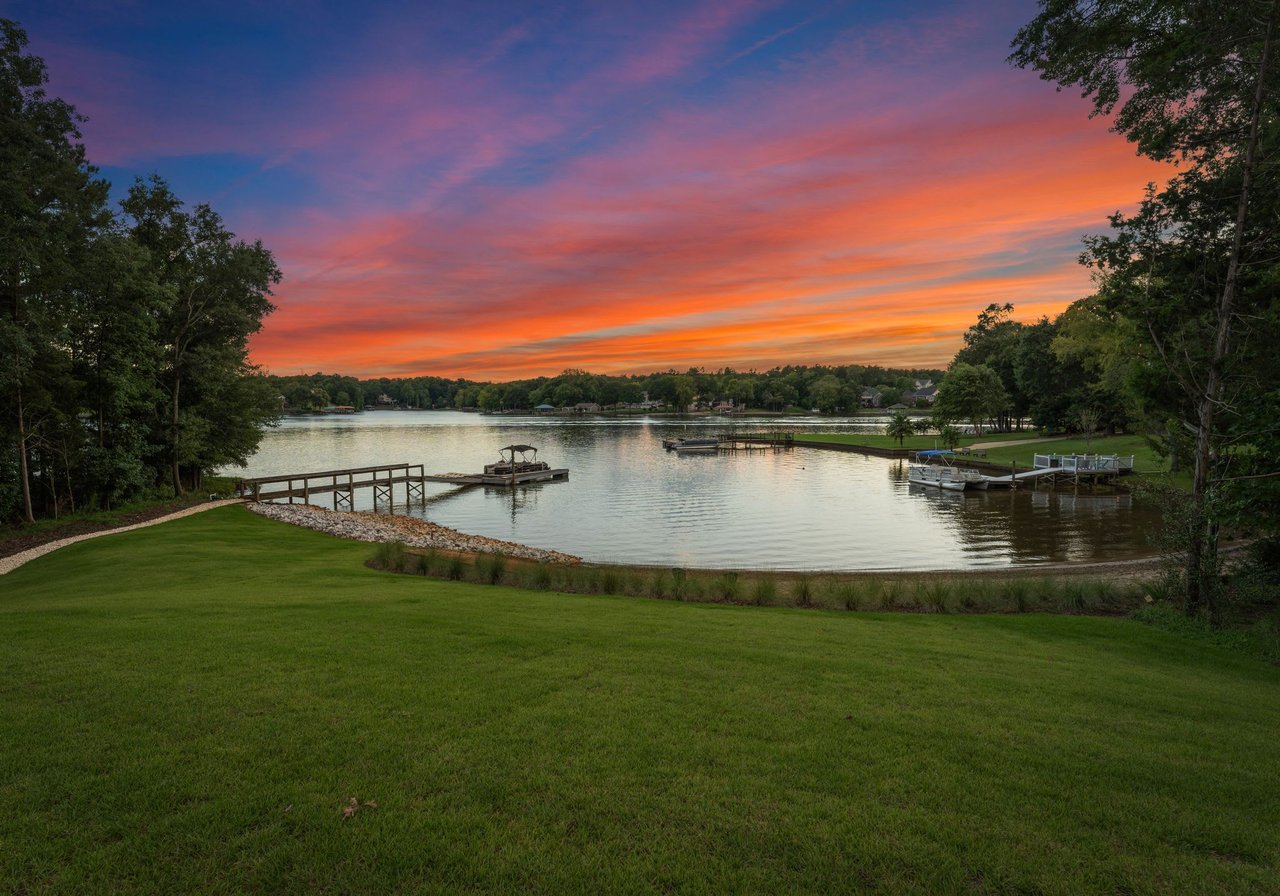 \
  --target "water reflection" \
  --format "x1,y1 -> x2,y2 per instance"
231,412 -> 1160,571
902,480 -> 1145,564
